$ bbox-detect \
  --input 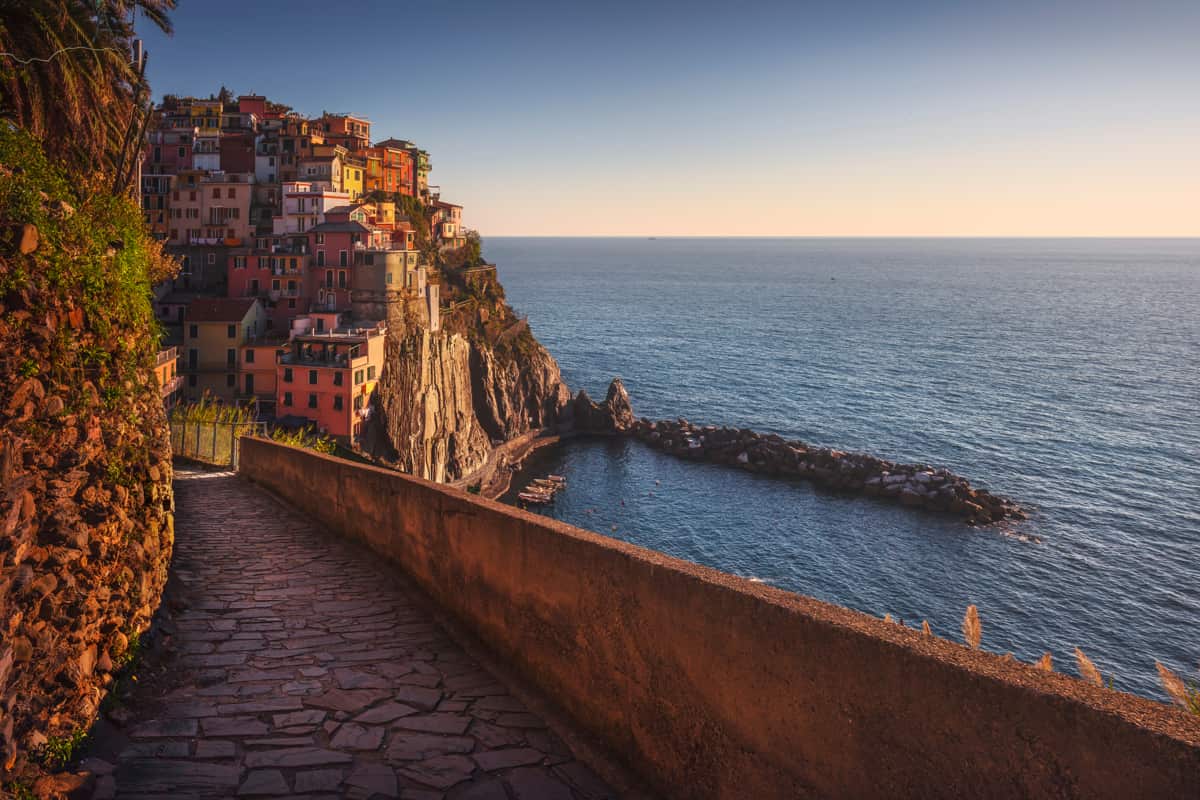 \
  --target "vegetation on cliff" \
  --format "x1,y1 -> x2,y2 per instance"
0,1 -> 178,787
